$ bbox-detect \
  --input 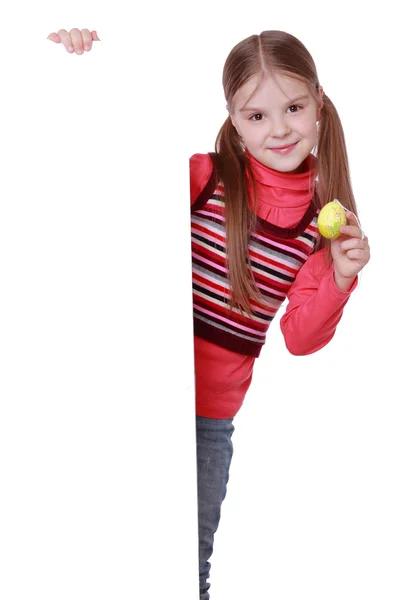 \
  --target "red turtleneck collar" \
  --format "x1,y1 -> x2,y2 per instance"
247,150 -> 317,192
245,151 -> 318,225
